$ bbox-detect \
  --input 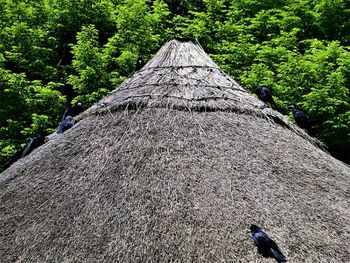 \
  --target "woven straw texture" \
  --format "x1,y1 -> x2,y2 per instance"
1,40 -> 349,263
